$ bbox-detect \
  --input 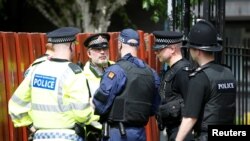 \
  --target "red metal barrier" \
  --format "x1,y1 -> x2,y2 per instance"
138,30 -> 146,62
17,33 -> 33,77
28,33 -> 47,60
108,32 -> 119,61
1,32 -> 27,141
0,32 -> 9,141
1,31 -> 161,141
75,33 -> 92,64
